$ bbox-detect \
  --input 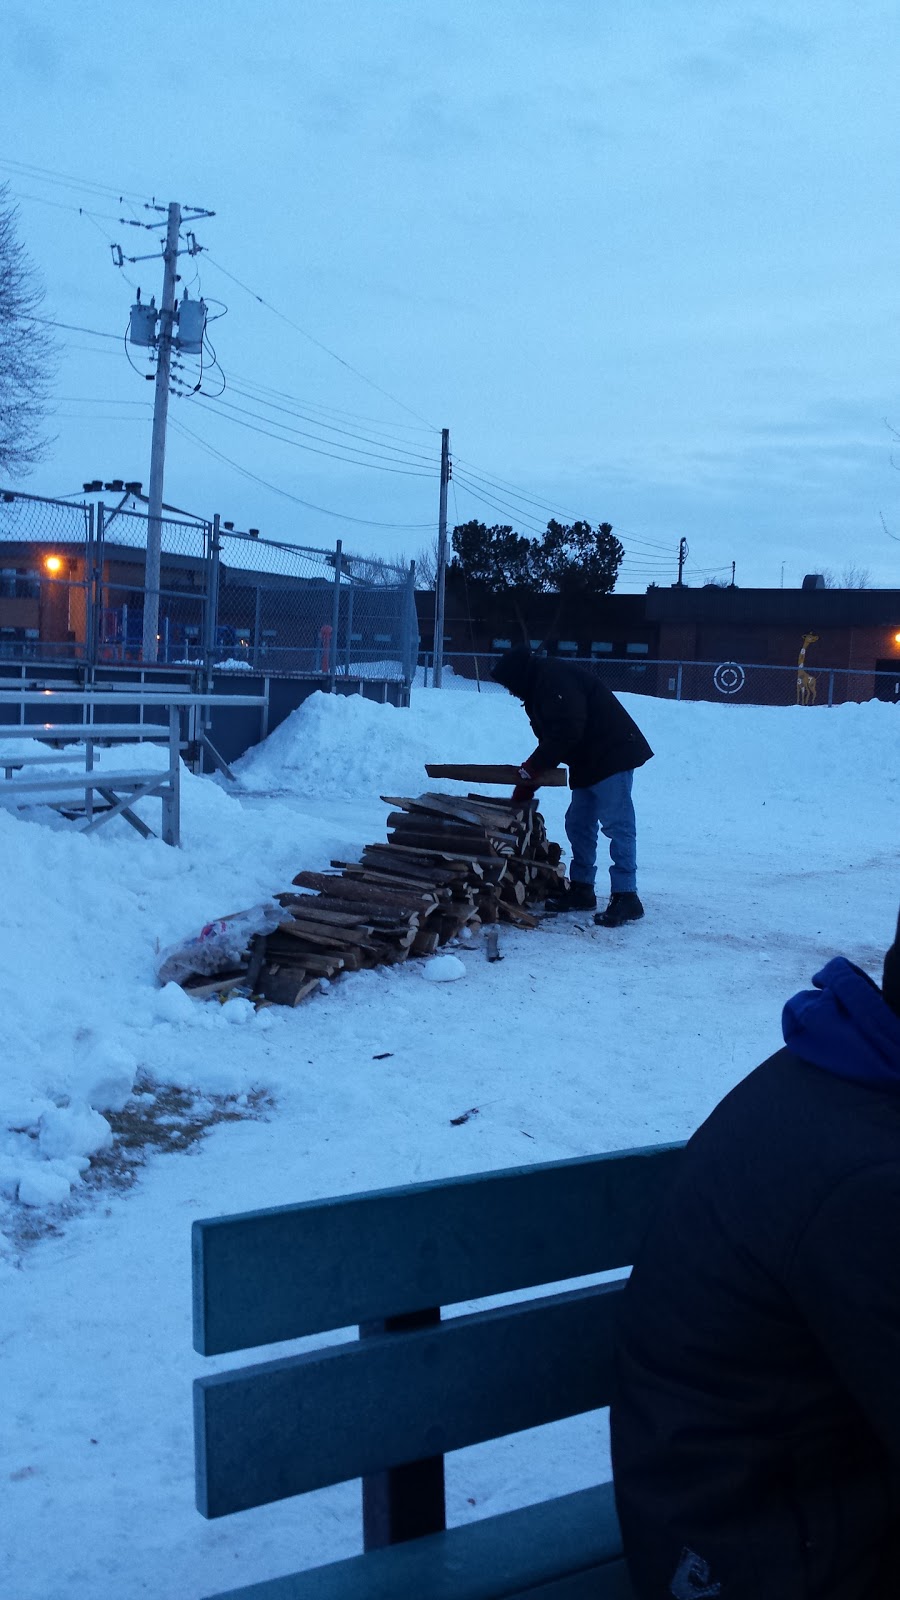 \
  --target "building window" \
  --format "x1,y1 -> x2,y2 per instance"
592,641 -> 613,654
558,640 -> 578,653
374,633 -> 392,644
492,638 -> 511,650
529,638 -> 543,649
626,642 -> 649,655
